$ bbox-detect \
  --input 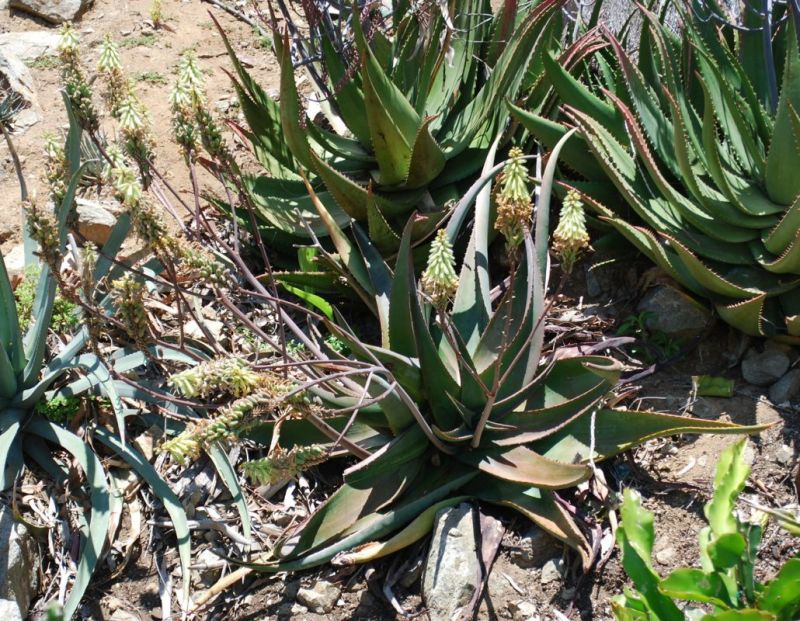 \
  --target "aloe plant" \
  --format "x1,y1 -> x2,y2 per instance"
0,101 -> 208,618
203,137 -> 764,574
614,439 -> 800,621
513,2 -> 800,343
214,0 -> 571,261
